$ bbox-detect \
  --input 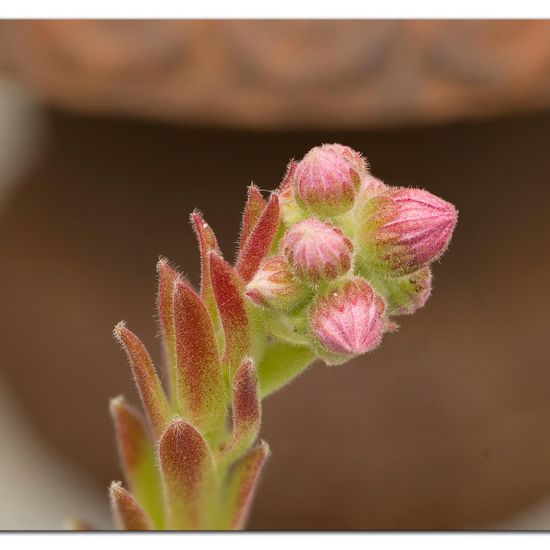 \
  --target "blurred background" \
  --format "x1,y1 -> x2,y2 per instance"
0,20 -> 549,530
